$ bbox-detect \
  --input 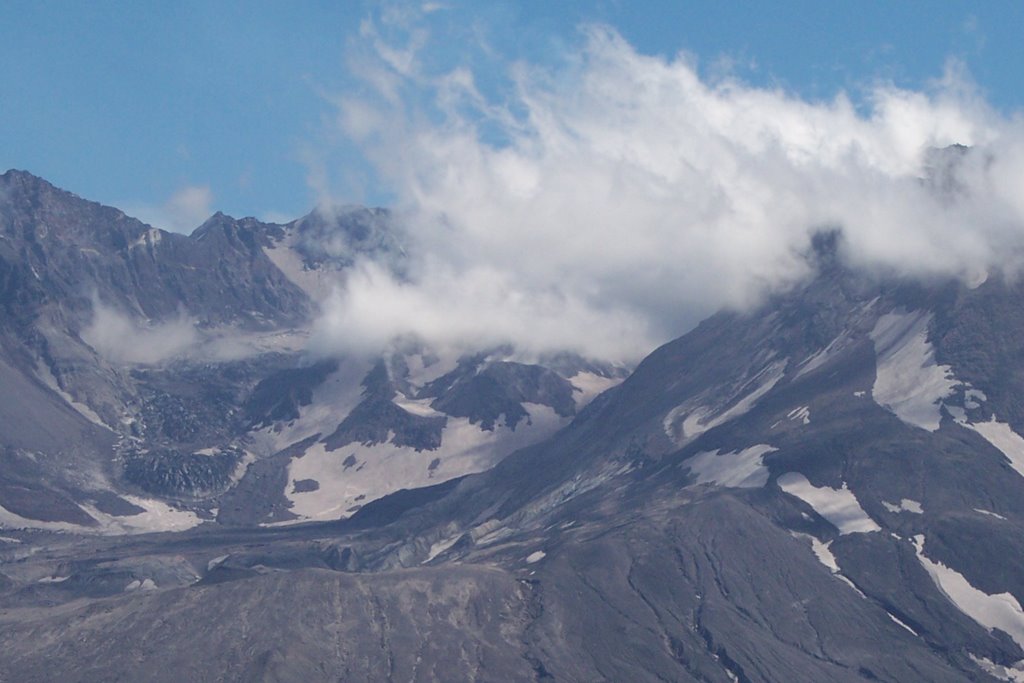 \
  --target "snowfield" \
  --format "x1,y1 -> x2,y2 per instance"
870,310 -> 957,432
568,371 -> 623,409
664,360 -> 787,445
283,404 -> 566,522
777,472 -> 880,534
914,534 -> 1024,649
967,419 -> 1024,479
882,498 -> 923,514
0,494 -> 202,535
686,444 -> 776,489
